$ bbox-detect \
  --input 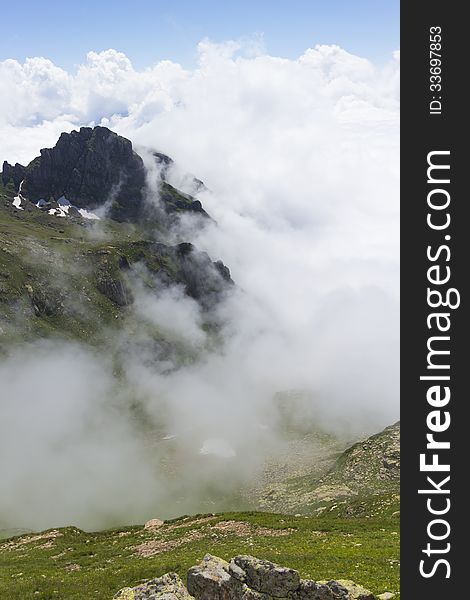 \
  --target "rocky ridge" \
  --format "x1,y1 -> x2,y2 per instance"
114,554 -> 379,600
1,126 -> 207,222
